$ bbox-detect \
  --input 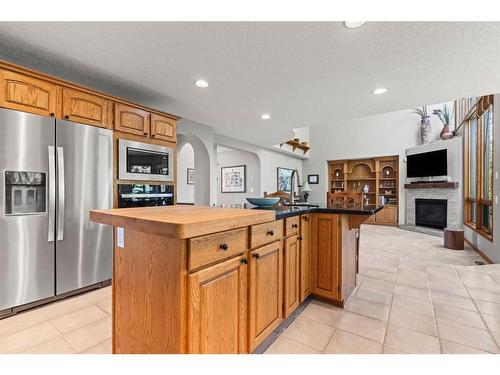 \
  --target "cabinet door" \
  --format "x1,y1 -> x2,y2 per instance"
187,255 -> 247,354
114,103 -> 150,136
375,207 -> 387,222
0,69 -> 57,117
385,206 -> 398,223
151,113 -> 176,142
248,241 -> 282,351
299,214 -> 312,302
283,235 -> 300,318
62,88 -> 108,128
311,213 -> 340,301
